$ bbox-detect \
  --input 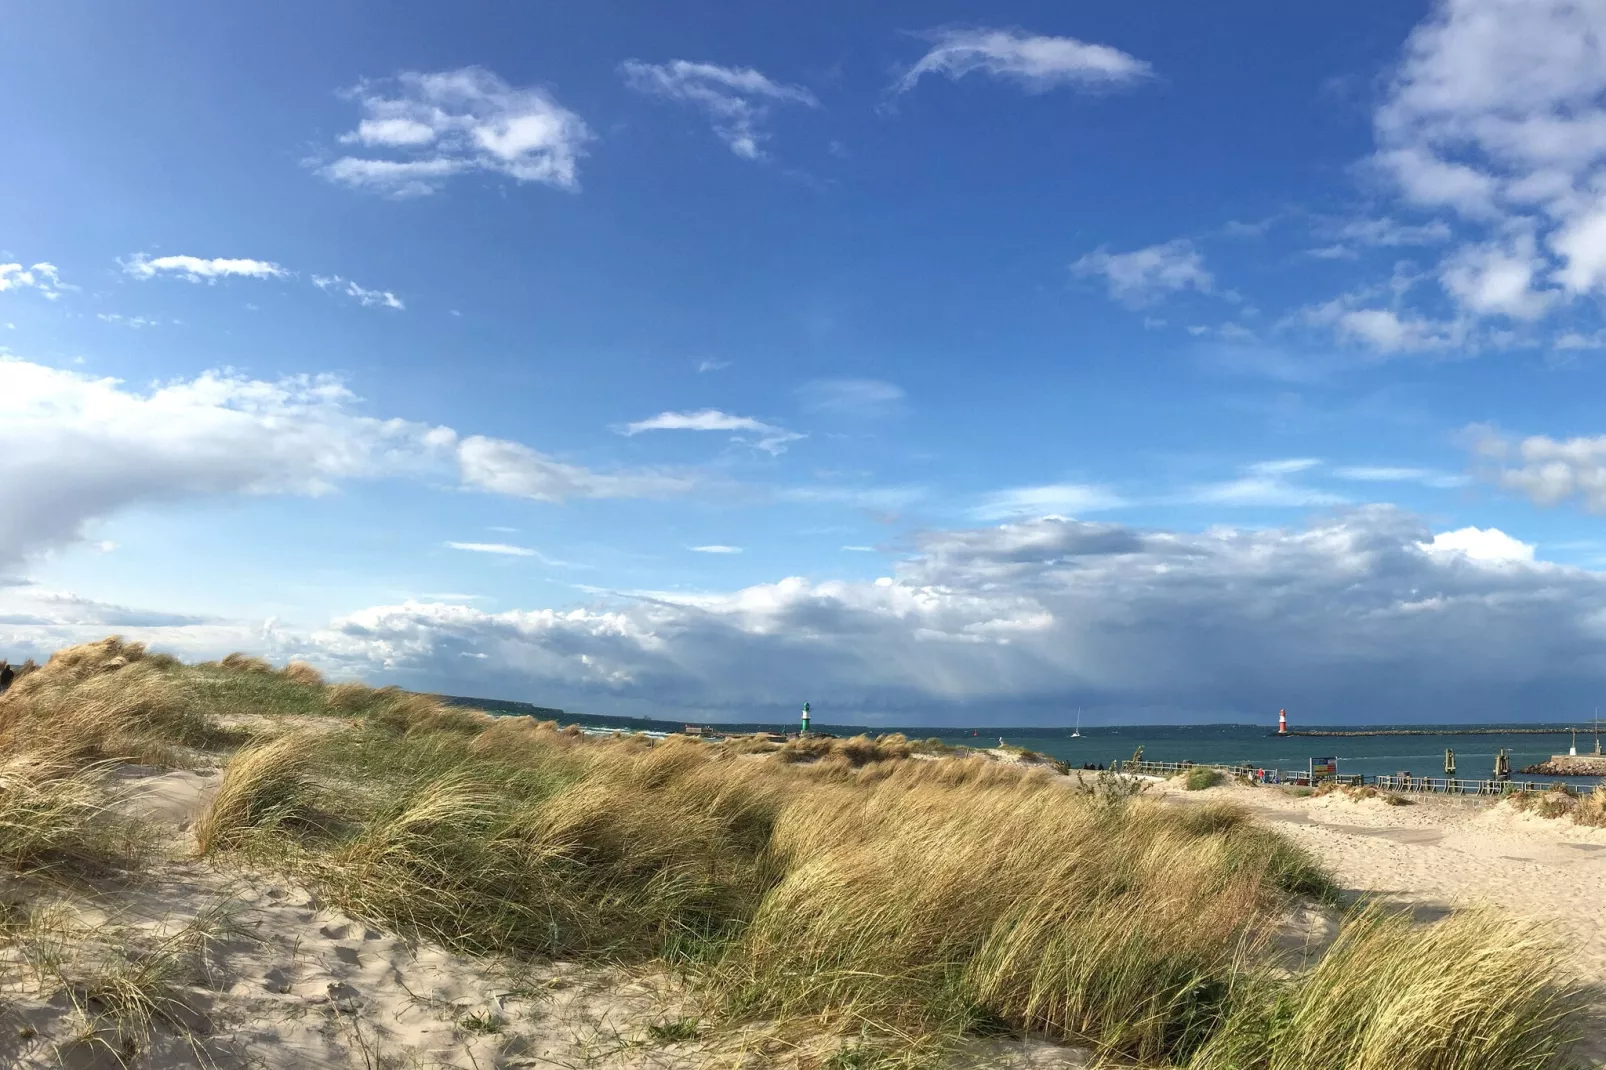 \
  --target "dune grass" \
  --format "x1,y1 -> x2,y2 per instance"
192,731 -> 319,854
1181,766 -> 1223,791
2,638 -> 1597,1067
